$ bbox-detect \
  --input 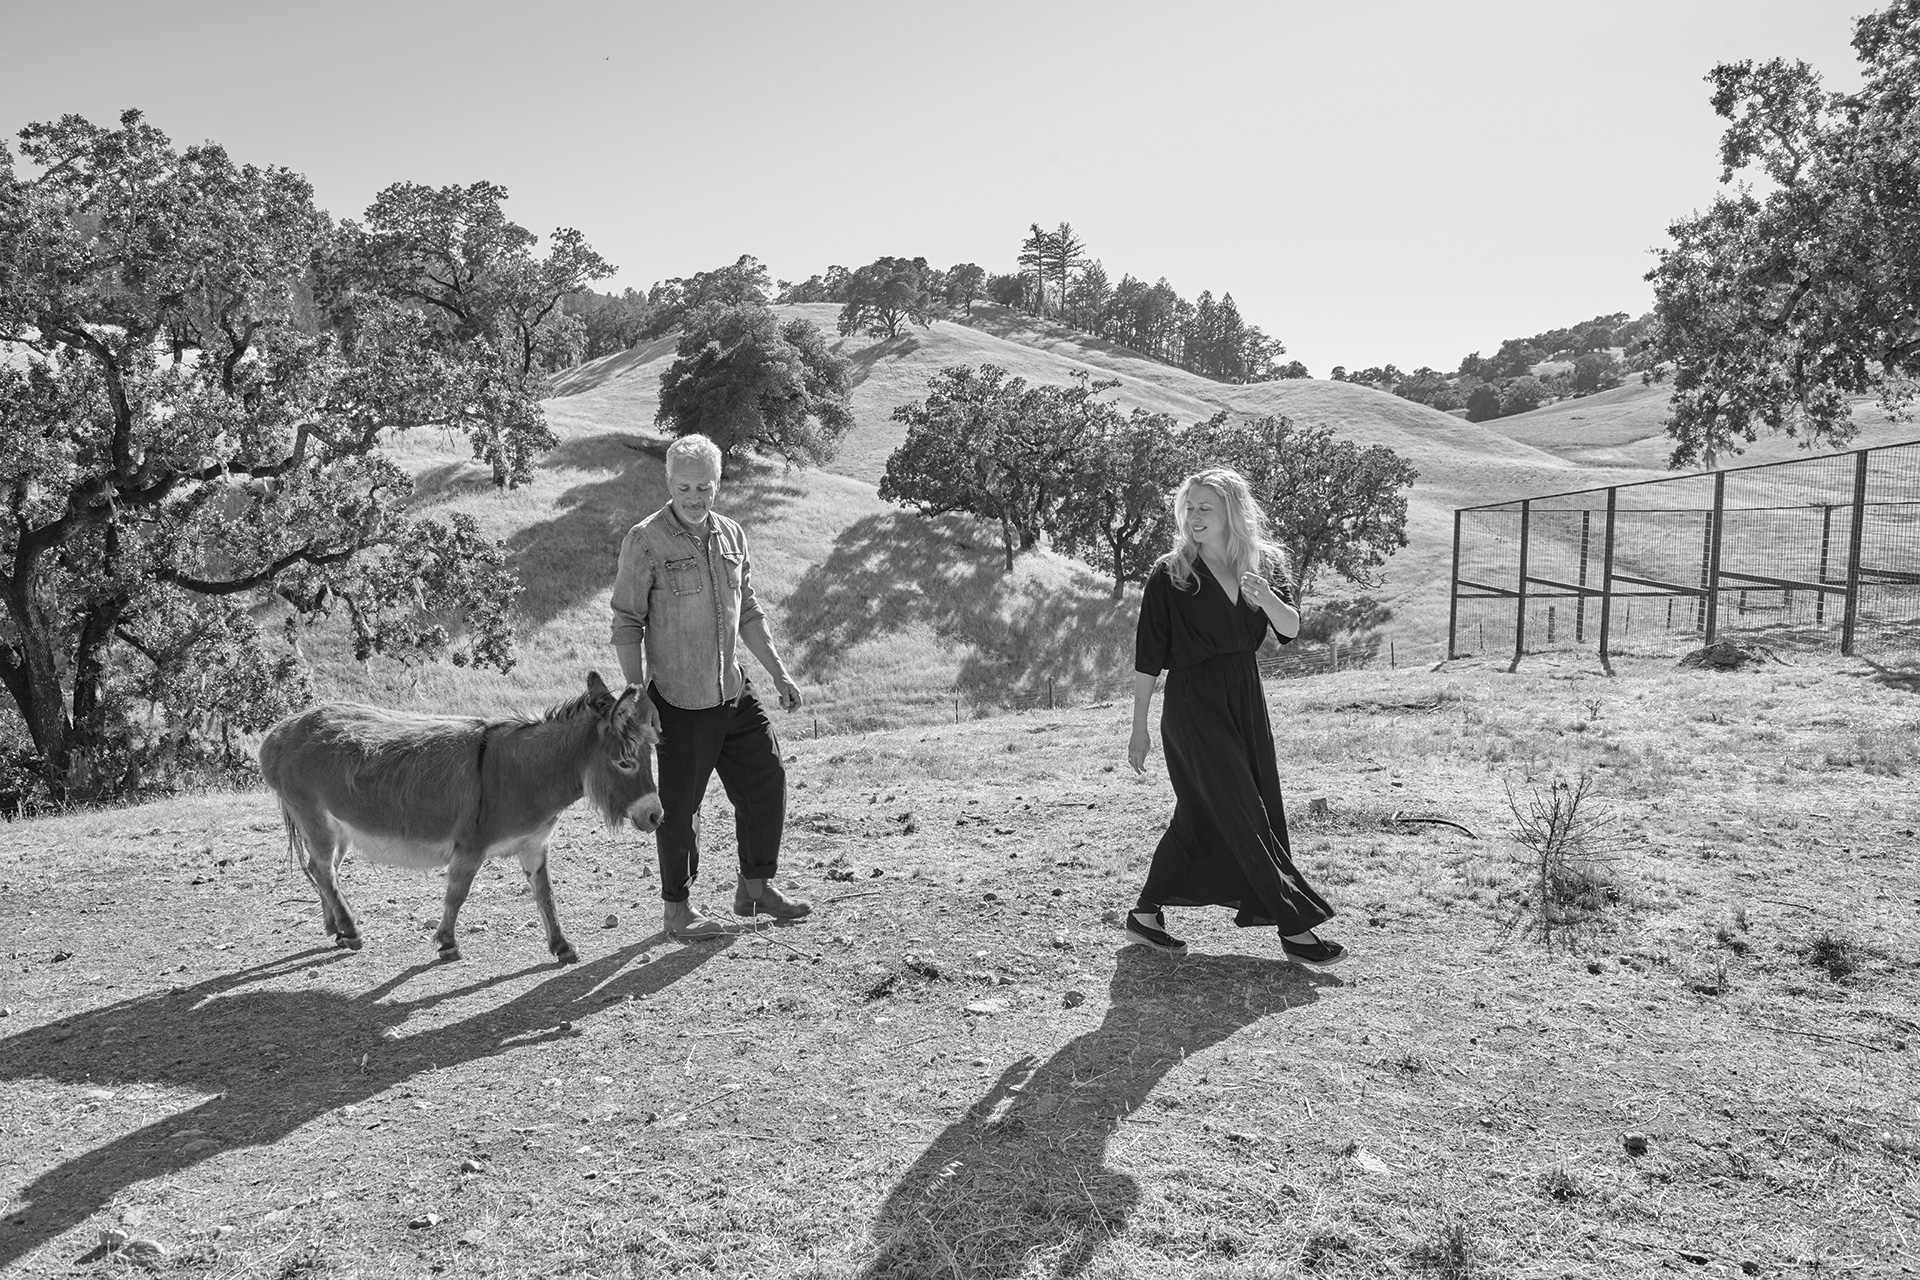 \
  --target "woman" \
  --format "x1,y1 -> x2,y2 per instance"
1126,467 -> 1345,966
